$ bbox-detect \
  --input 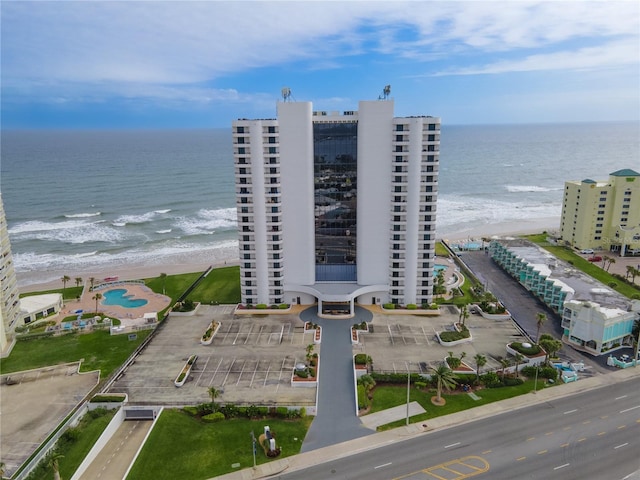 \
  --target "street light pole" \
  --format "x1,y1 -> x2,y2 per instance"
533,363 -> 539,394
406,363 -> 411,426
250,431 -> 256,469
